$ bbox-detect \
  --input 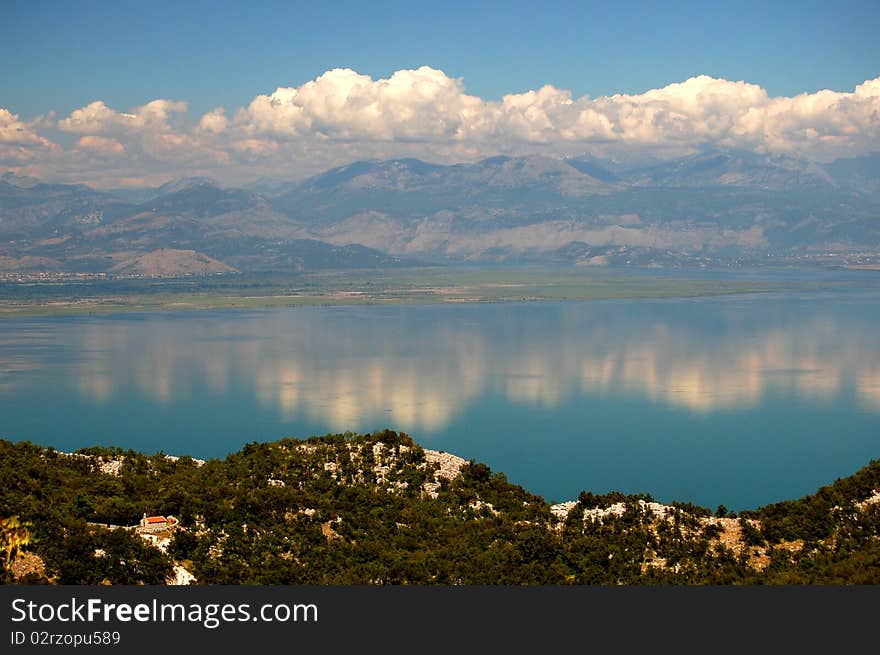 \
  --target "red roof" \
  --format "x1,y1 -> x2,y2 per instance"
145,516 -> 167,524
